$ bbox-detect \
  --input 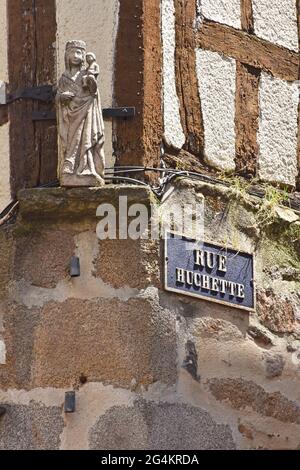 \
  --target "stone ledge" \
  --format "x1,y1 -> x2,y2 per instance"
18,185 -> 153,221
